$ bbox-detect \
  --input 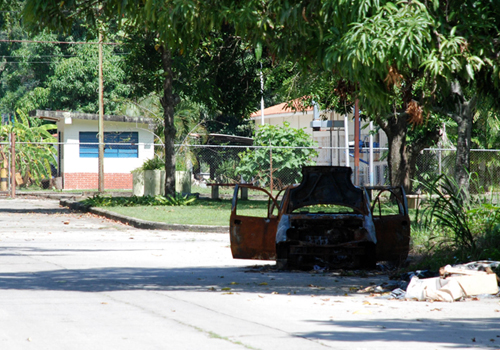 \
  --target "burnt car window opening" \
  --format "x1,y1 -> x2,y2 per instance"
291,204 -> 360,215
